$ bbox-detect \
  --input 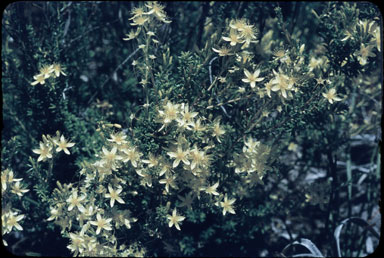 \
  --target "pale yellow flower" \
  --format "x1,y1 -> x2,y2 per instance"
159,101 -> 179,124
130,16 -> 149,26
189,146 -> 206,170
201,182 -> 219,196
145,1 -> 166,19
212,46 -> 233,56
229,18 -> 248,31
159,175 -> 177,193
142,153 -> 160,168
102,146 -> 122,163
66,191 -> 86,212
220,195 -> 236,215
67,232 -> 86,254
167,146 -> 190,168
180,103 -> 198,122
270,70 -> 294,99
107,132 -> 127,145
130,7 -> 146,19
123,30 -> 138,41
47,207 -> 60,221
30,74 -> 46,86
242,69 -> 264,88
239,24 -> 257,47
243,137 -> 260,153
52,63 -> 67,77
39,65 -> 54,79
190,118 -> 205,132
167,208 -> 185,230
11,181 -> 29,197
222,30 -> 244,46
54,135 -> 75,155
121,147 -> 142,167
105,185 -> 125,207
322,88 -> 342,104
288,142 -> 298,152
356,43 -> 376,66
4,212 -> 25,232
308,57 -> 322,71
89,213 -> 112,235
212,119 -> 225,143
265,80 -> 273,98
6,169 -> 23,184
32,142 -> 53,162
